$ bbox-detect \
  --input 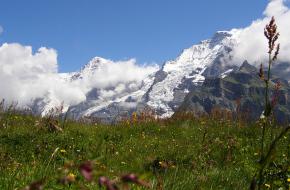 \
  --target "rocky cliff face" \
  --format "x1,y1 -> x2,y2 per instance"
145,31 -> 239,118
178,61 -> 290,124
